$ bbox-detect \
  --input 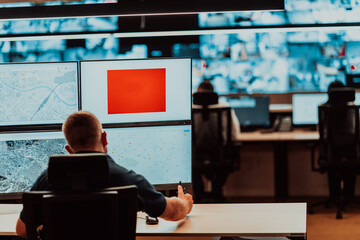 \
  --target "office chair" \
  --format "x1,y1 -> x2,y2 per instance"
192,92 -> 239,203
22,153 -> 138,240
309,88 -> 360,219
